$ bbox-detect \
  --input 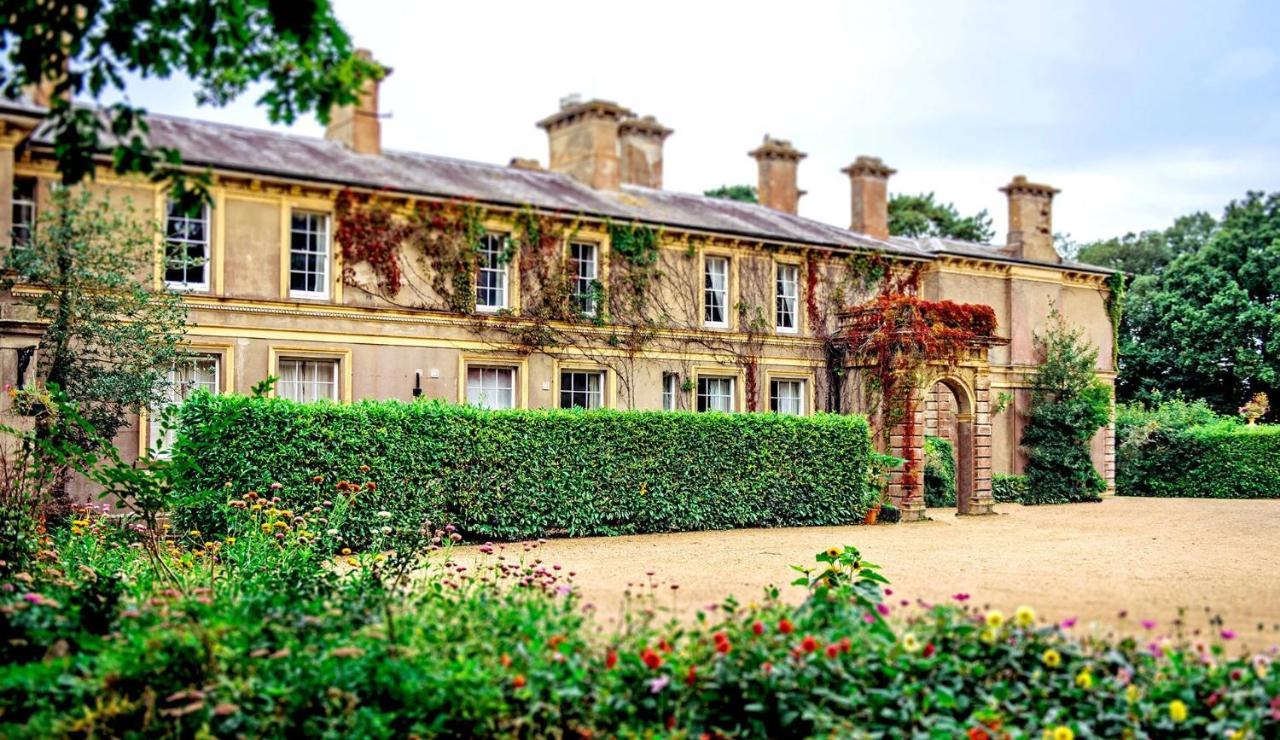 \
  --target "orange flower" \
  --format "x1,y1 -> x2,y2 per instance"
512,674 -> 526,689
